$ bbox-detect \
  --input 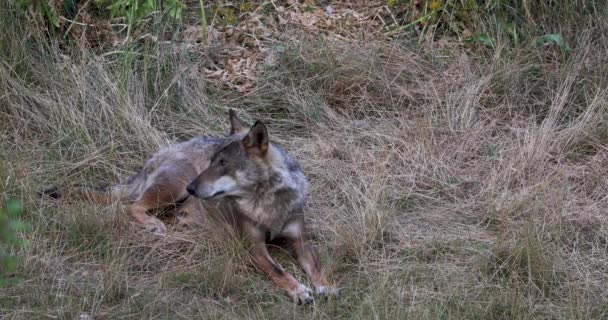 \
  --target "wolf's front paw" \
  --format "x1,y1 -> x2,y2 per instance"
314,285 -> 340,298
144,219 -> 167,236
289,284 -> 314,305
